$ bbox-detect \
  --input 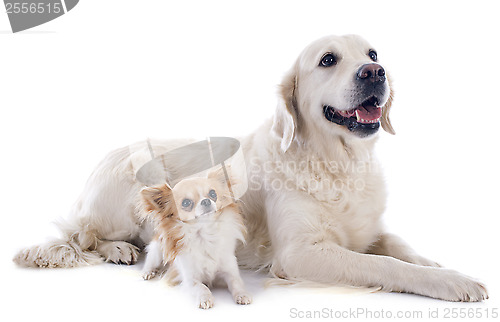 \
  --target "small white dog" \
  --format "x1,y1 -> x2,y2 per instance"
139,167 -> 251,309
